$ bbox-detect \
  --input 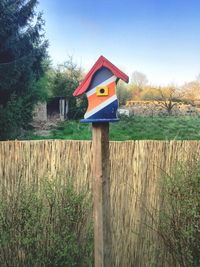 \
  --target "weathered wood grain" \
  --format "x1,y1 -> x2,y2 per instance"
92,123 -> 112,267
